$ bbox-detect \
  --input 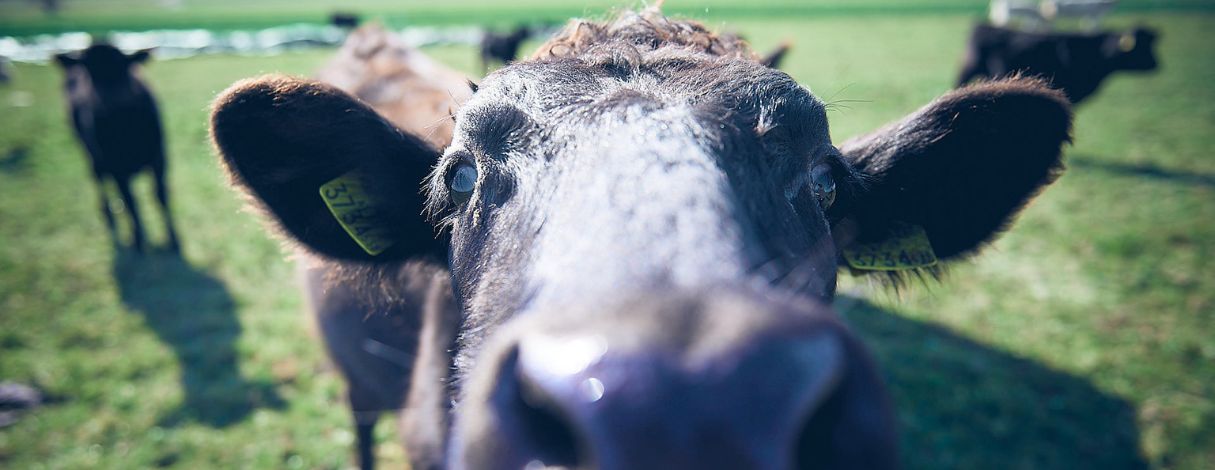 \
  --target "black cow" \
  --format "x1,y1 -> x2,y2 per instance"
212,9 -> 1071,470
957,23 -> 1159,104
55,44 -> 179,253
479,26 -> 530,74
330,12 -> 361,29
0,56 -> 11,84
760,41 -> 792,69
